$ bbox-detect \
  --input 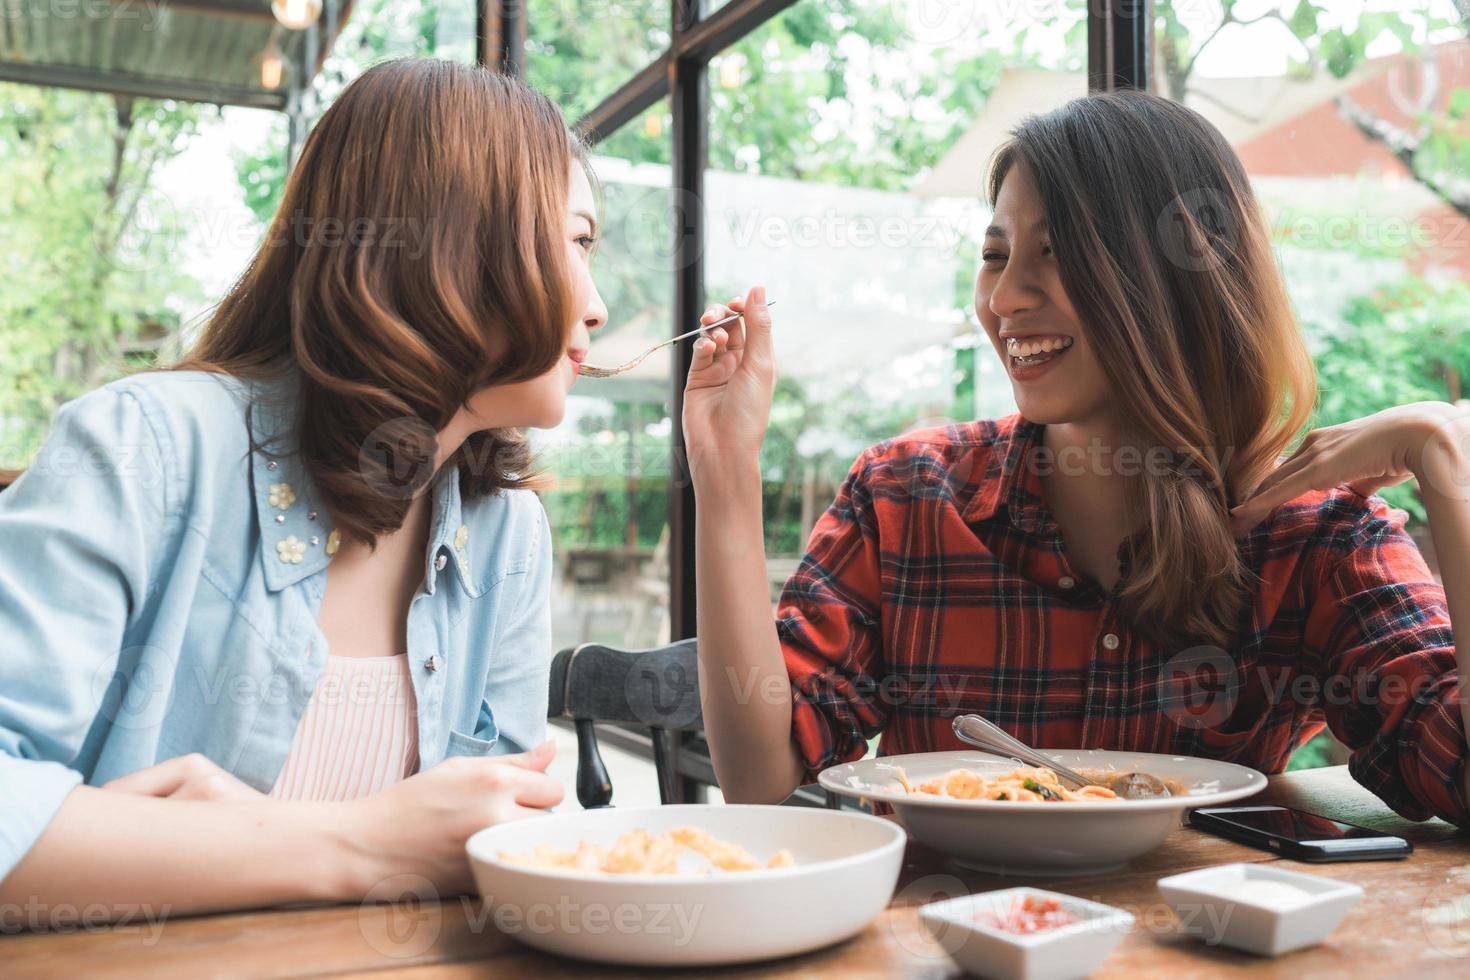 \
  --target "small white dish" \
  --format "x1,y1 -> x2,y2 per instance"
1156,862 -> 1363,956
465,804 -> 905,966
919,886 -> 1134,980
